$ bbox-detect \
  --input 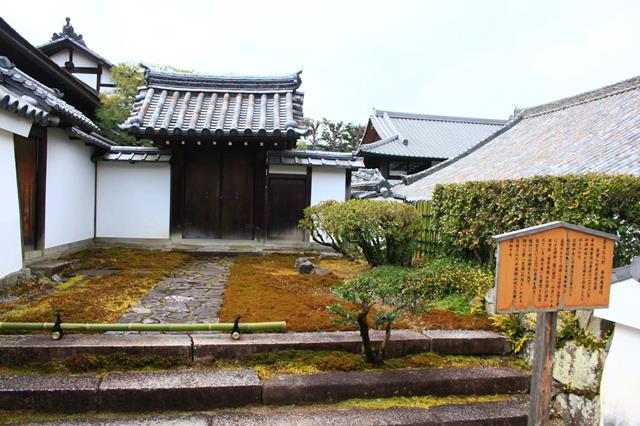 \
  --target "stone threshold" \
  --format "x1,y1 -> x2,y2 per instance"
0,367 -> 529,414
0,330 -> 510,364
